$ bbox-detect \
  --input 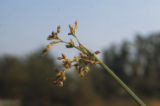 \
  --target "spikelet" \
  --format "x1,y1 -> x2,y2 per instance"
95,50 -> 101,54
75,21 -> 78,29
74,21 -> 78,33
68,24 -> 74,35
57,25 -> 61,33
42,41 -> 62,56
